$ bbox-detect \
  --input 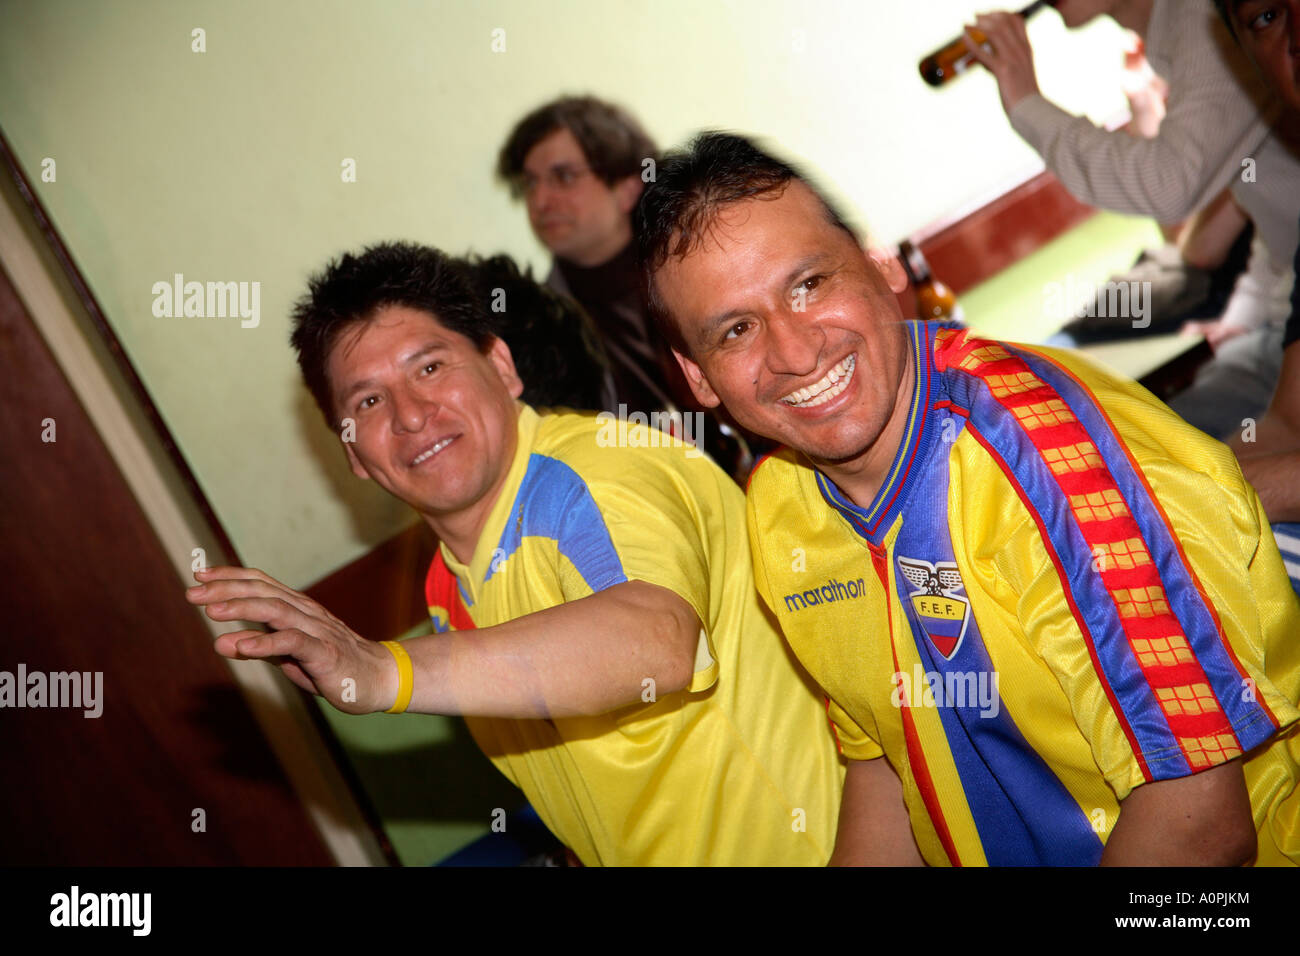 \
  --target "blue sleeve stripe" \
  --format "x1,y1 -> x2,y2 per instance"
486,453 -> 627,593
